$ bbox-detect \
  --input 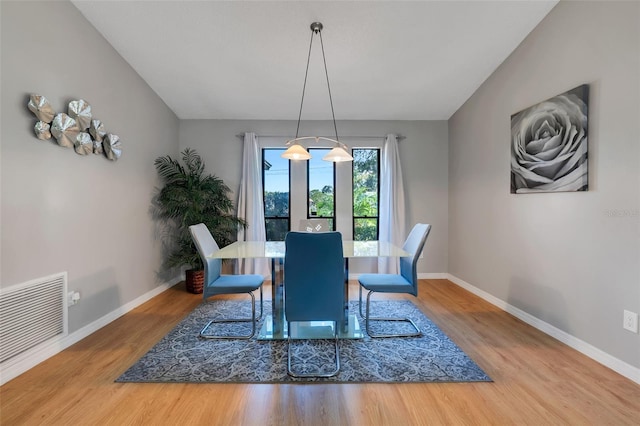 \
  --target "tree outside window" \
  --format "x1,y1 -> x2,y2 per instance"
353,149 -> 379,240
263,149 -> 289,241
308,148 -> 335,229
